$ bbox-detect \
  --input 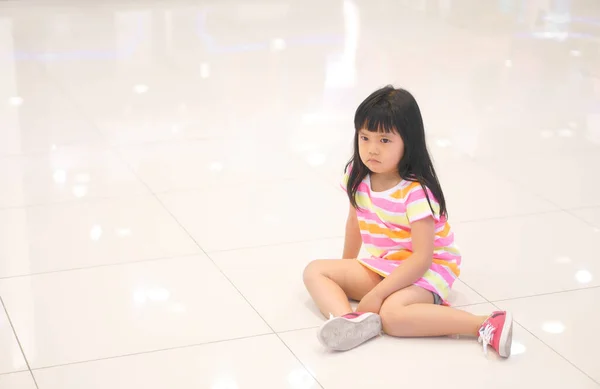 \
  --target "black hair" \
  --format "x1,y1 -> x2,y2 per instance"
345,85 -> 447,218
